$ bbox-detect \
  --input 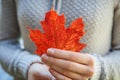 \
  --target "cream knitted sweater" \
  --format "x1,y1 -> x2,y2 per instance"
0,0 -> 120,80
